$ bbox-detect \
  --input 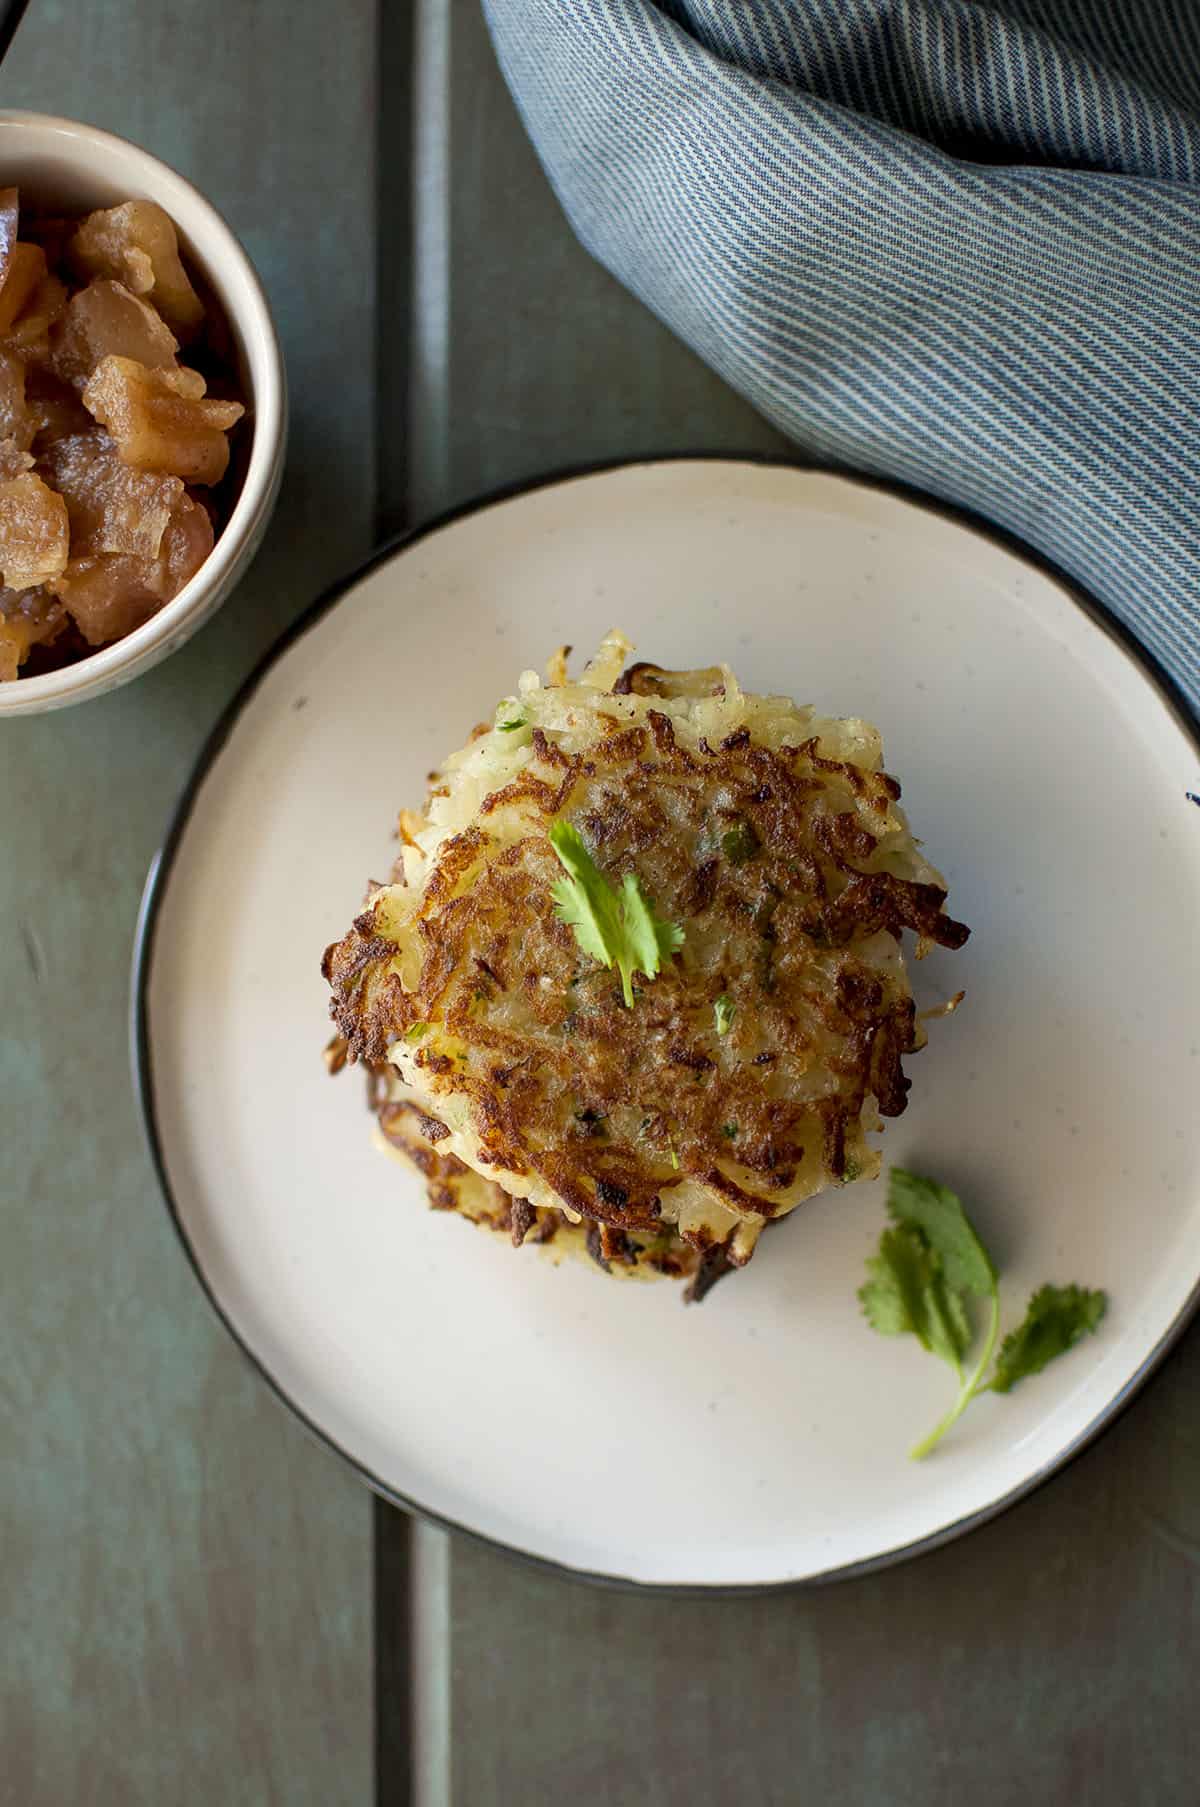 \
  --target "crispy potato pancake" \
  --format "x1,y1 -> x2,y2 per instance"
324,632 -> 968,1289
358,1064 -> 730,1300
